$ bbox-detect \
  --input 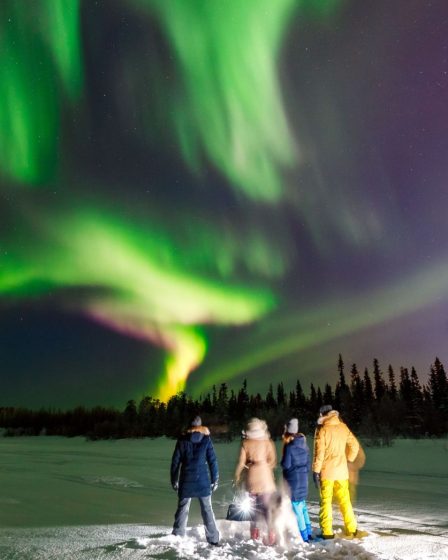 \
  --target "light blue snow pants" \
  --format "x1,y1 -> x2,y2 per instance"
291,500 -> 312,541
